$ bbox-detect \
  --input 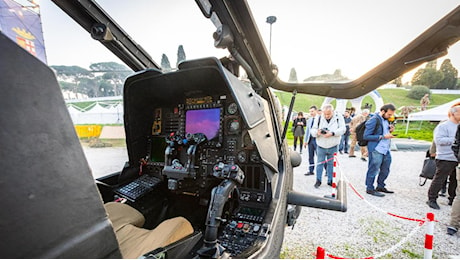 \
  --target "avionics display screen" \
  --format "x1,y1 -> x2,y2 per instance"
150,136 -> 167,162
185,108 -> 220,140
